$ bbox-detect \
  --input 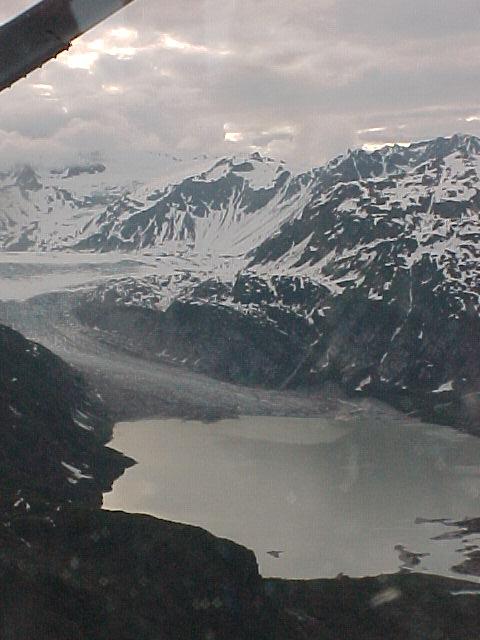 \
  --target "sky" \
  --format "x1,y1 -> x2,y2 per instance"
1,0 -> 480,173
